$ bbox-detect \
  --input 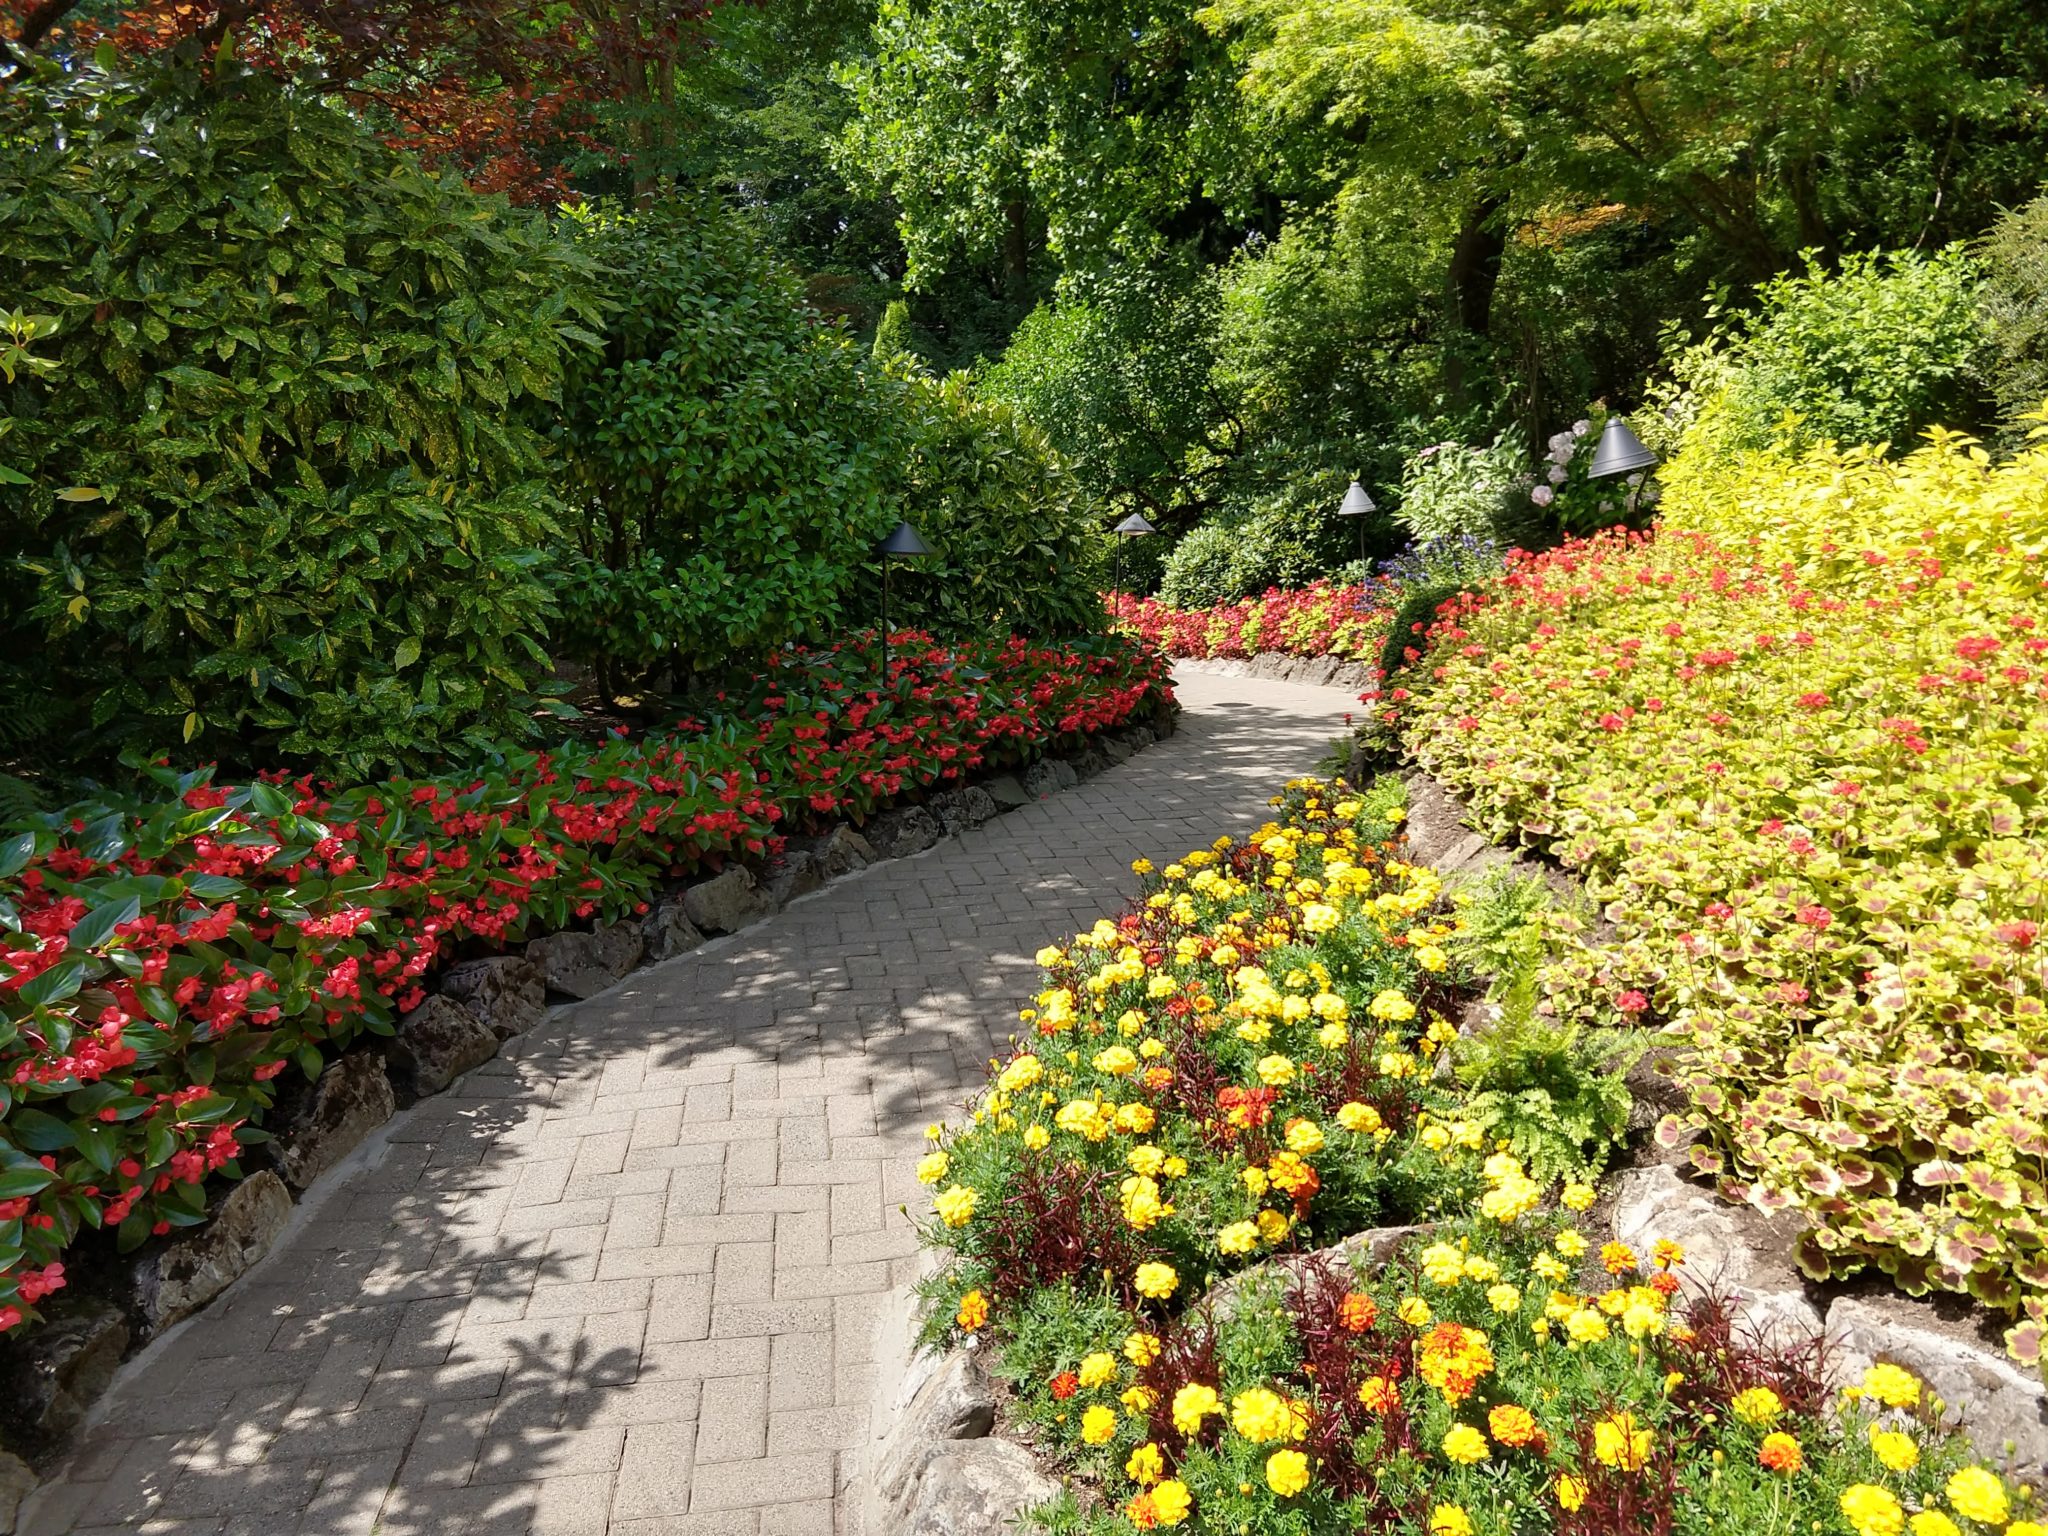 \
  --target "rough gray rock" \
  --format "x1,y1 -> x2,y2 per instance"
1610,1165 -> 1823,1347
0,1450 -> 34,1534
1399,768 -> 1483,868
133,1171 -> 293,1335
1101,735 -> 1134,765
895,1440 -> 1058,1536
925,791 -> 970,838
528,921 -> 646,996
682,867 -> 774,936
761,850 -> 824,908
388,994 -> 499,1097
805,824 -> 877,879
865,805 -> 941,860
1150,700 -> 1177,738
876,1353 -> 997,1503
7,1303 -> 127,1438
1827,1299 -> 2048,1479
1067,748 -> 1111,781
1019,761 -> 1062,801
984,775 -> 1030,810
438,954 -> 545,1040
276,1052 -> 395,1189
641,894 -> 706,962
1209,1224 -> 1432,1320
1049,760 -> 1079,791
